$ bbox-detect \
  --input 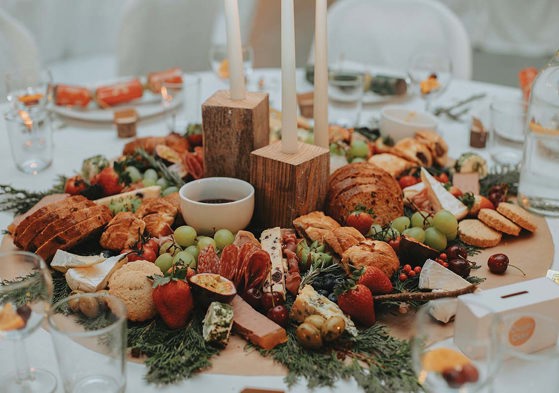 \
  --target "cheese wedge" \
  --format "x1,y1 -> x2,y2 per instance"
51,250 -> 106,273
428,298 -> 458,324
260,227 -> 287,300
290,285 -> 358,336
419,259 -> 471,291
94,186 -> 161,207
420,168 -> 468,220
65,254 -> 127,292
